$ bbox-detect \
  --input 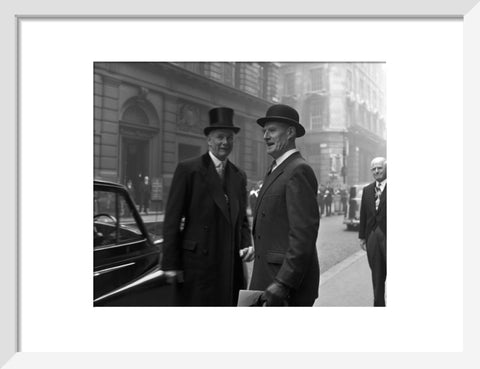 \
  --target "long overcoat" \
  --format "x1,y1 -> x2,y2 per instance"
162,152 -> 251,306
249,152 -> 320,306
